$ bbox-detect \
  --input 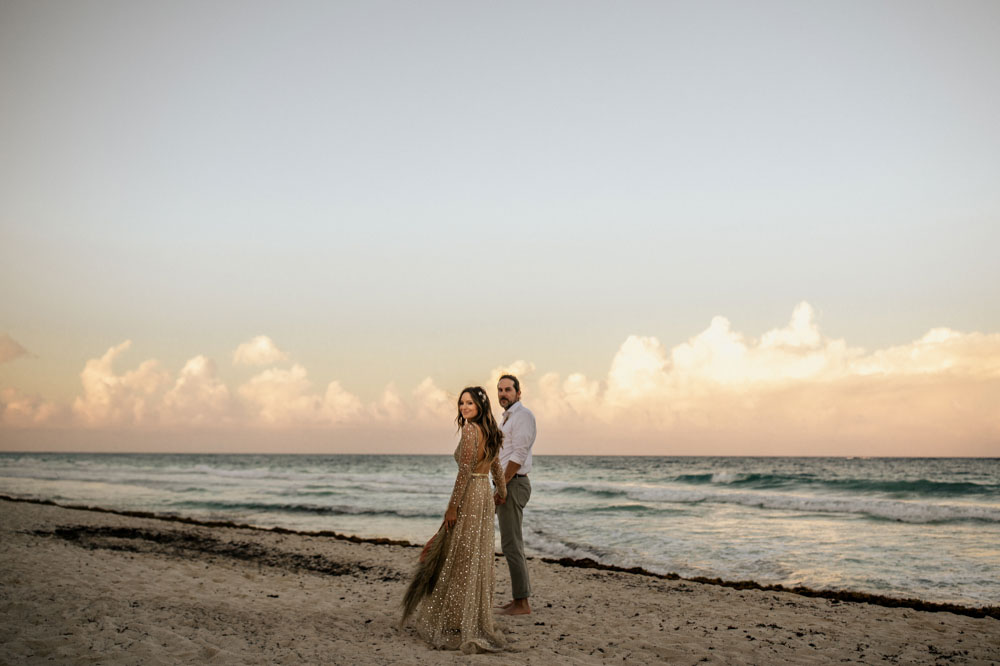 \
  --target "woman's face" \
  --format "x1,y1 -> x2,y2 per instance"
459,392 -> 480,421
